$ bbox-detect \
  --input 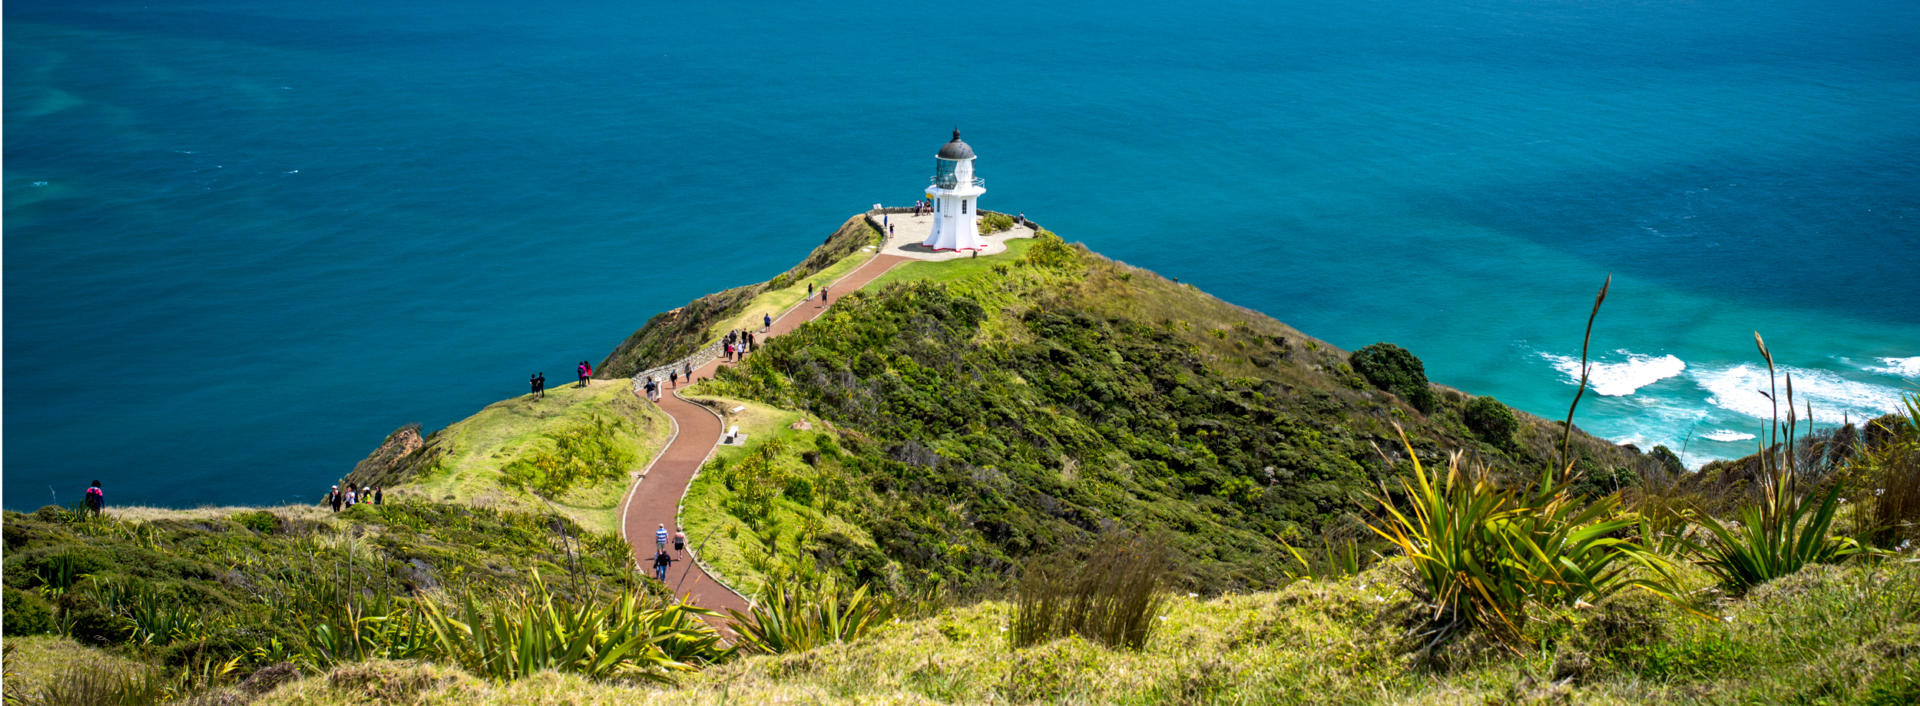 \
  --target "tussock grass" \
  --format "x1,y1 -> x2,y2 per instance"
1010,531 -> 1171,651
